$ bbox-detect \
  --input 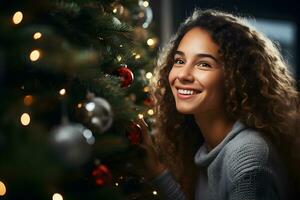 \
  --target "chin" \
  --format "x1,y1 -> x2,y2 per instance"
175,105 -> 195,114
